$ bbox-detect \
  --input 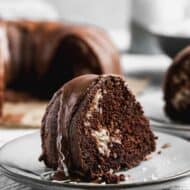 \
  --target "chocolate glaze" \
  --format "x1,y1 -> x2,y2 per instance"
57,75 -> 99,174
39,88 -> 62,169
40,74 -> 99,170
